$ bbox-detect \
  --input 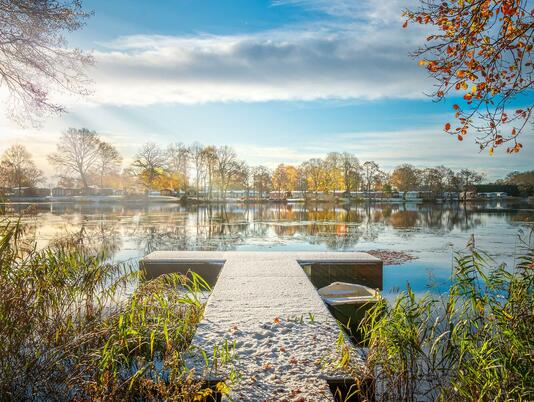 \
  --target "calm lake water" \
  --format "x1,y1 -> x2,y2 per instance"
4,201 -> 533,297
